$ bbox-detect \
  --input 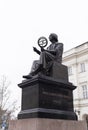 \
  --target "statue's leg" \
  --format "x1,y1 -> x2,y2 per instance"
30,60 -> 40,73
40,51 -> 55,69
23,60 -> 40,79
23,52 -> 55,79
